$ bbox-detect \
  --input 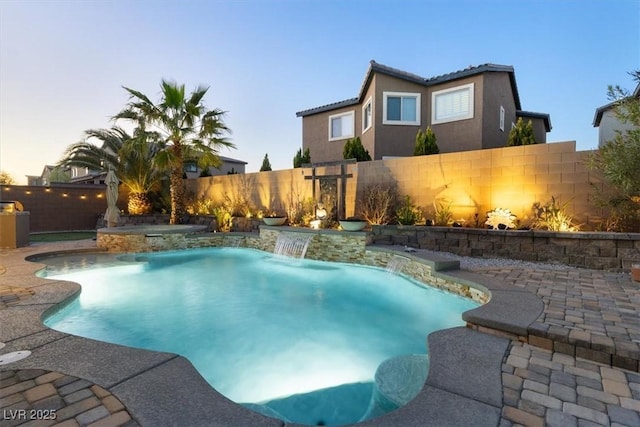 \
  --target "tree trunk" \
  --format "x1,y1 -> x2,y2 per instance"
169,144 -> 185,224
